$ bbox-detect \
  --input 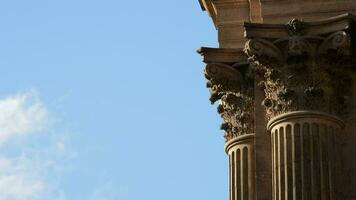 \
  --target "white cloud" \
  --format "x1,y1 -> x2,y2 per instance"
0,90 -> 70,200
0,90 -> 48,143
0,157 -> 45,200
